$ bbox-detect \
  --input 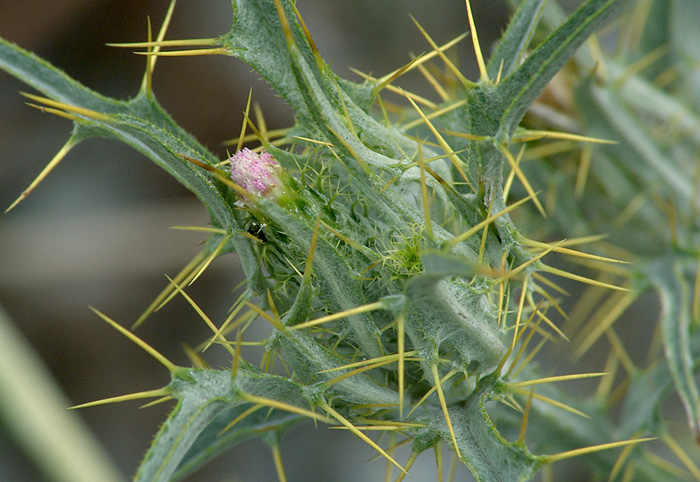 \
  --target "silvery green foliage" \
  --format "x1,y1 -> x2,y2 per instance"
523,0 -> 700,459
6,0 -> 698,480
